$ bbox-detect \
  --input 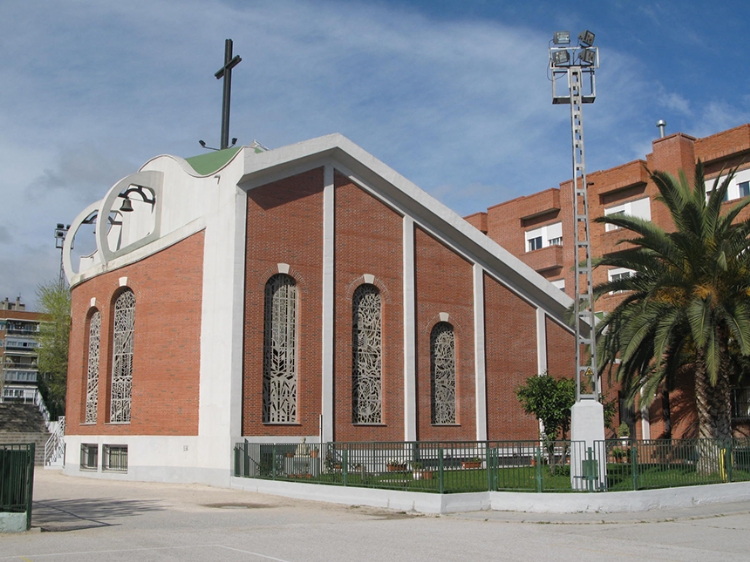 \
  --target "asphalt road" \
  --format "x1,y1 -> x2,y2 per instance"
2,470 -> 750,561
